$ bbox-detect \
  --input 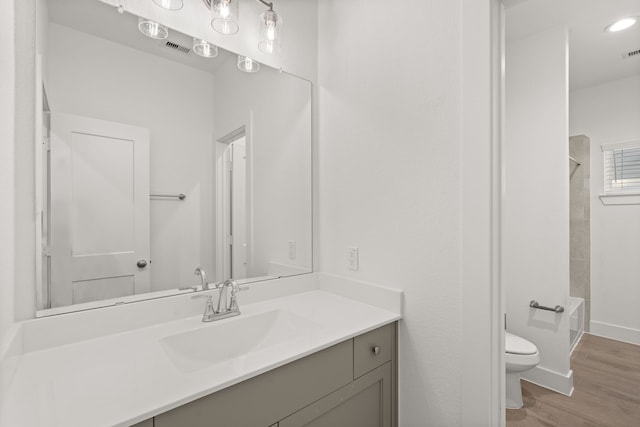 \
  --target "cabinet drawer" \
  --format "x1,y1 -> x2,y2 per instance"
353,323 -> 394,379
